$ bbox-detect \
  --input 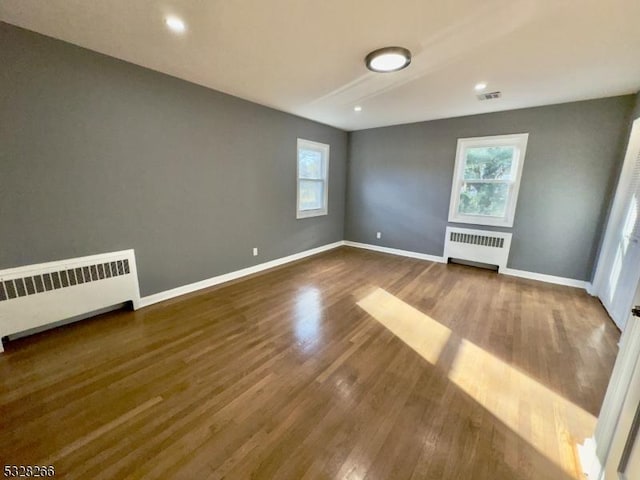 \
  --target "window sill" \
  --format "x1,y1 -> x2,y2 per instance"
297,209 -> 328,219
448,214 -> 514,228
